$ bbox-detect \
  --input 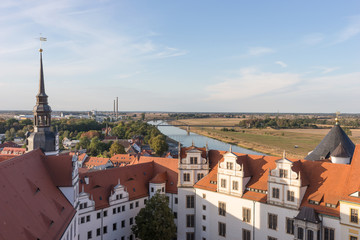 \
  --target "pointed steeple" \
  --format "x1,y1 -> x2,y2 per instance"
37,49 -> 48,99
26,46 -> 58,155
